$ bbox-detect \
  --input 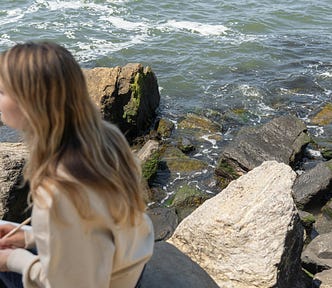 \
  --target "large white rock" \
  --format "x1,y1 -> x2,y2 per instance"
168,161 -> 303,288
